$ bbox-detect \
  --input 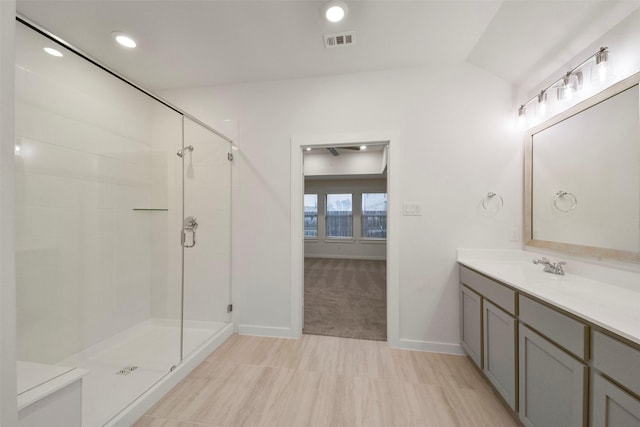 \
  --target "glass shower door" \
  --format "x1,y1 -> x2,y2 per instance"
181,117 -> 232,359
